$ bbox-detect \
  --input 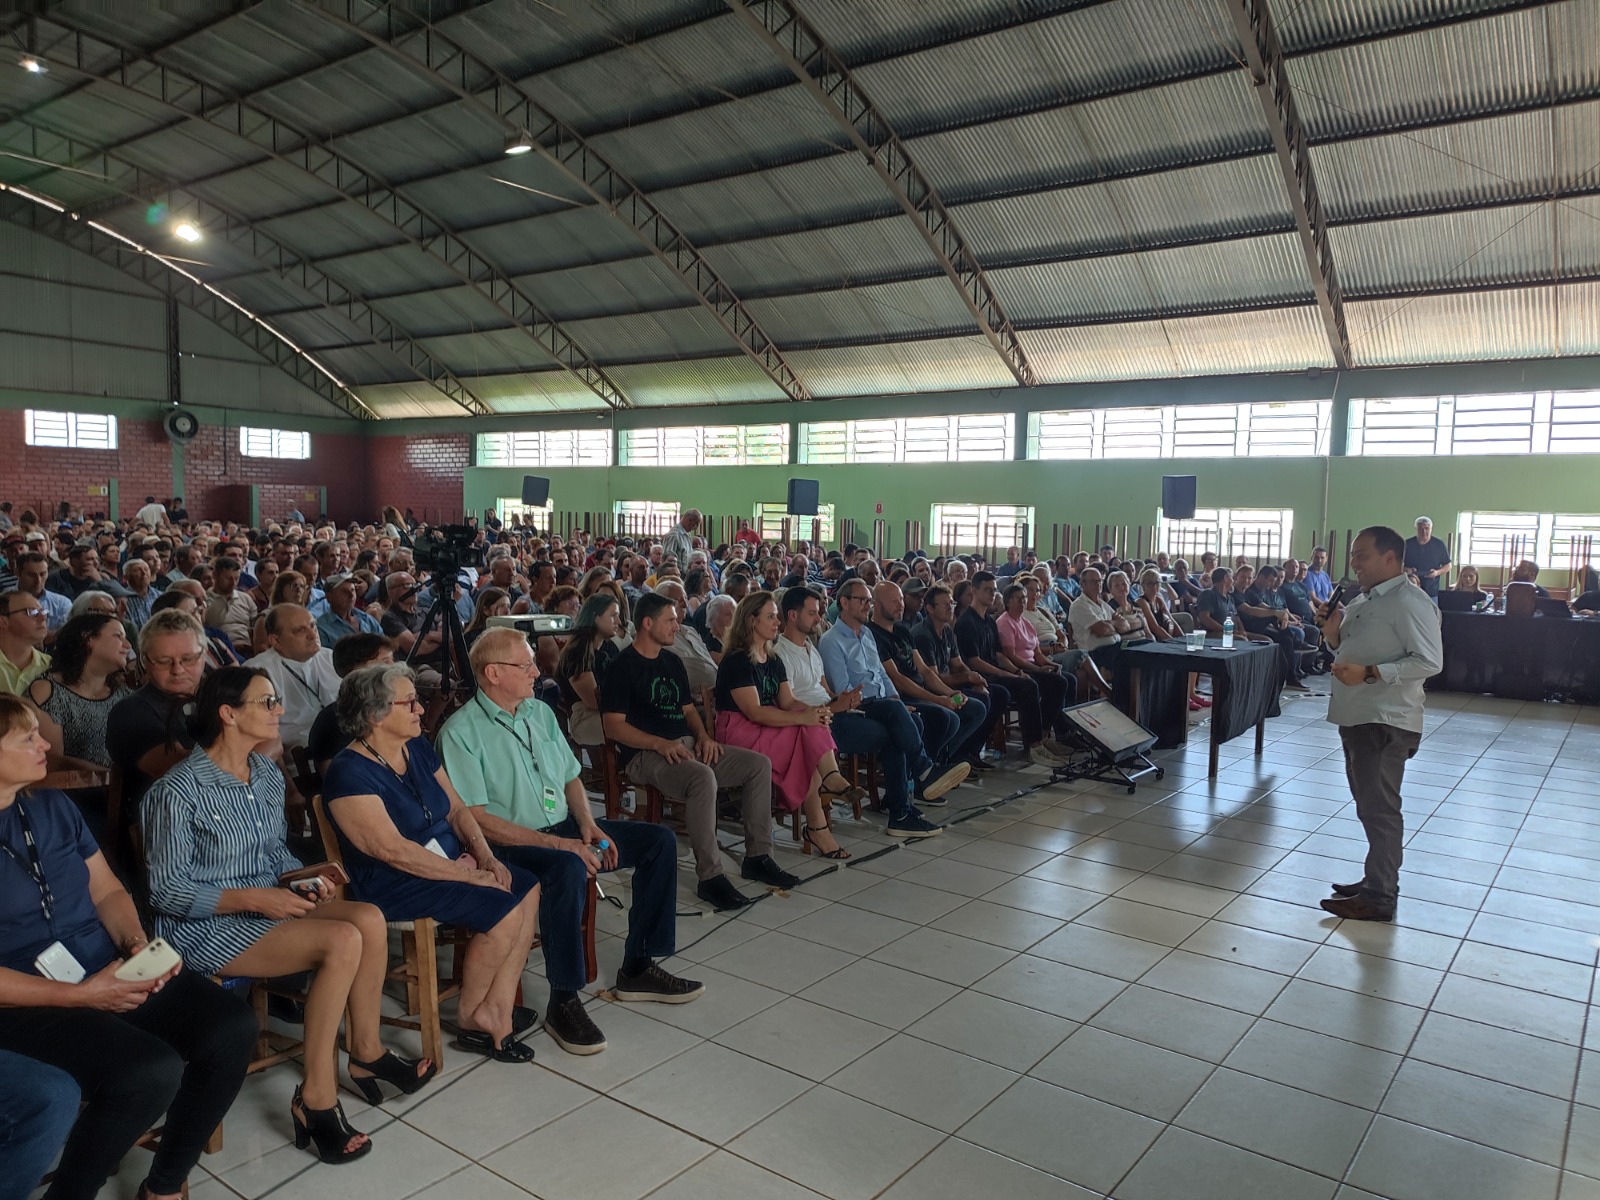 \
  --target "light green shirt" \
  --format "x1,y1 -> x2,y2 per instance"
436,689 -> 581,832
1328,573 -> 1444,733
0,647 -> 50,697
